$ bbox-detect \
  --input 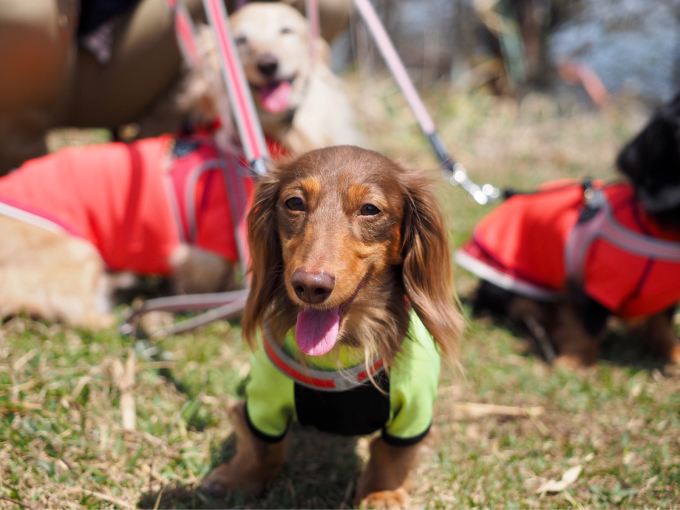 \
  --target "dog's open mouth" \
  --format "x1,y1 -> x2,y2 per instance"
255,76 -> 296,114
295,307 -> 340,356
294,276 -> 367,356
